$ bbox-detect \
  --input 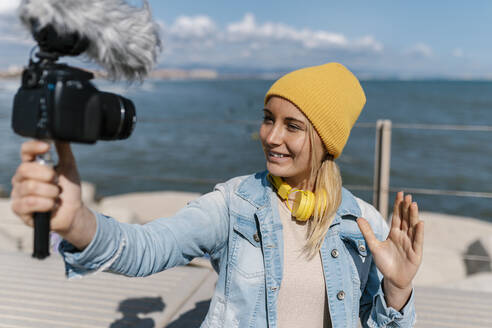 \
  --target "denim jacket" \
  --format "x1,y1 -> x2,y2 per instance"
60,171 -> 416,328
